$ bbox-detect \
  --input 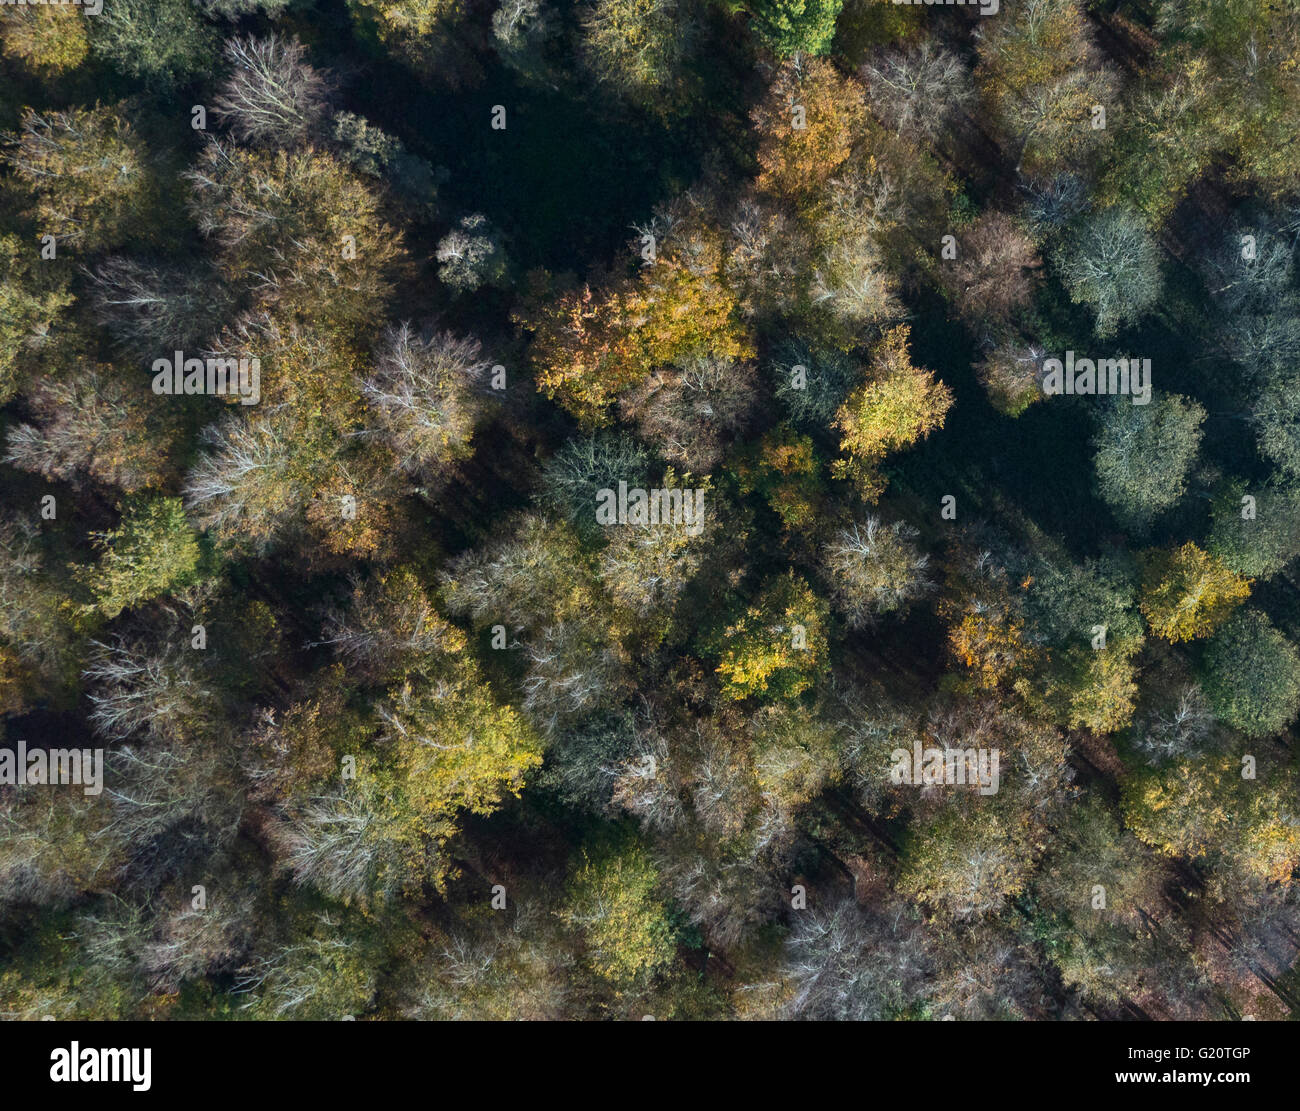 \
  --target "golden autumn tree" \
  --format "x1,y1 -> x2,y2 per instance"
520,212 -> 751,426
707,573 -> 830,701
1139,542 -> 1252,643
832,325 -> 952,500
752,55 -> 867,205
